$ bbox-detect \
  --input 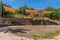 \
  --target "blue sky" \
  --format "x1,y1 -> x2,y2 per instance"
2,0 -> 60,9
